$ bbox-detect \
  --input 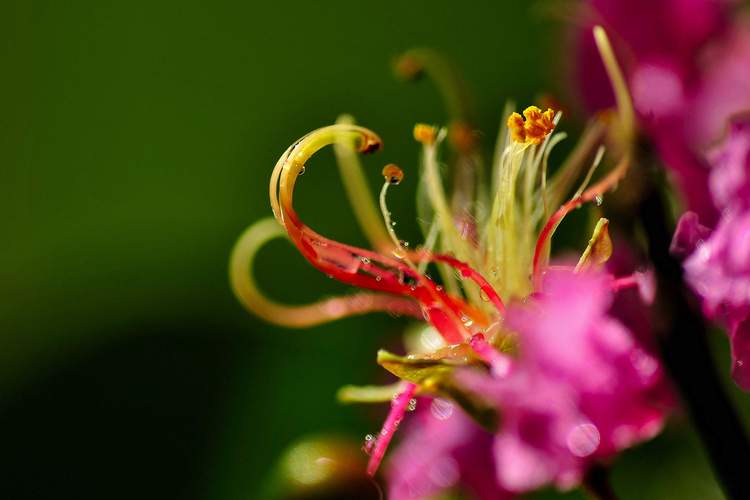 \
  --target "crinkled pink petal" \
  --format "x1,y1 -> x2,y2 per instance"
671,211 -> 713,259
684,209 -> 750,314
708,114 -> 750,210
